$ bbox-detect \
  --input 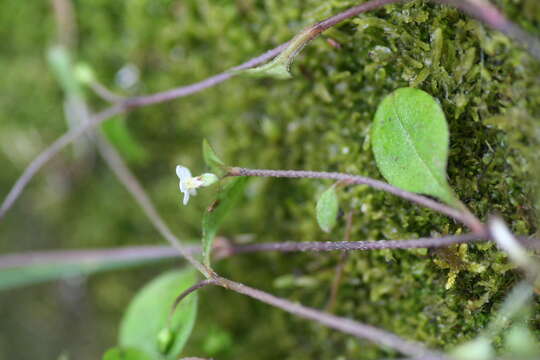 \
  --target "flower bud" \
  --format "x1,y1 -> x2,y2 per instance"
199,173 -> 219,187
